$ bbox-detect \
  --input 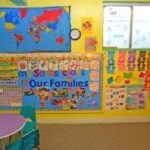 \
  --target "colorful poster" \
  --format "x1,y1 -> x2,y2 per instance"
0,7 -> 71,52
104,50 -> 149,110
126,86 -> 145,109
0,54 -> 102,111
0,62 -> 18,80
85,37 -> 97,51
0,86 -> 23,108
105,86 -> 126,110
